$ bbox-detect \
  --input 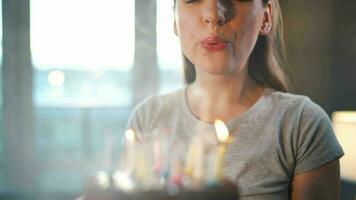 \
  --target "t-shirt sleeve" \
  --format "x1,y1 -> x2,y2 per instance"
126,95 -> 158,134
126,105 -> 142,132
294,98 -> 344,174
